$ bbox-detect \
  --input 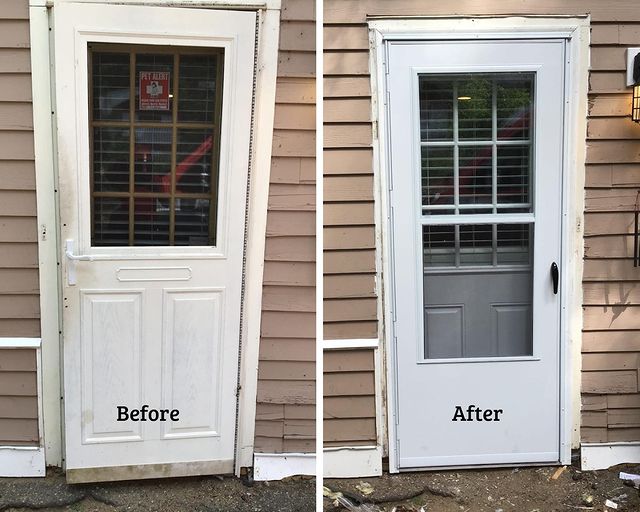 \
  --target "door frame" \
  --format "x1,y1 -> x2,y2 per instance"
30,0 -> 281,476
368,16 -> 589,473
